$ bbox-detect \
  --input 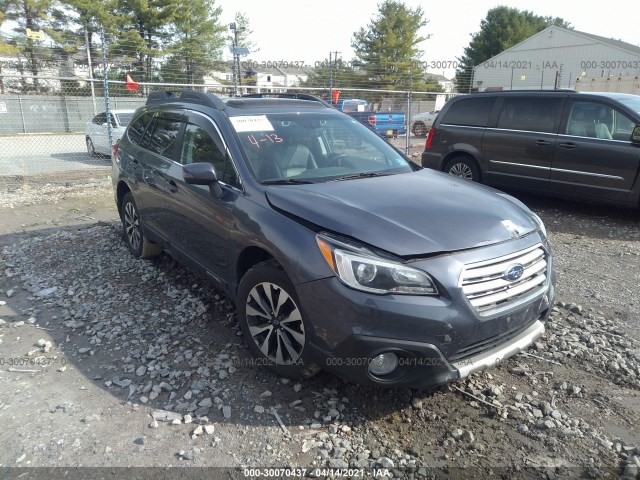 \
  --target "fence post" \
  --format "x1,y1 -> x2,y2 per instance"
100,26 -> 113,152
405,62 -> 412,155
18,95 -> 27,133
60,92 -> 71,133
